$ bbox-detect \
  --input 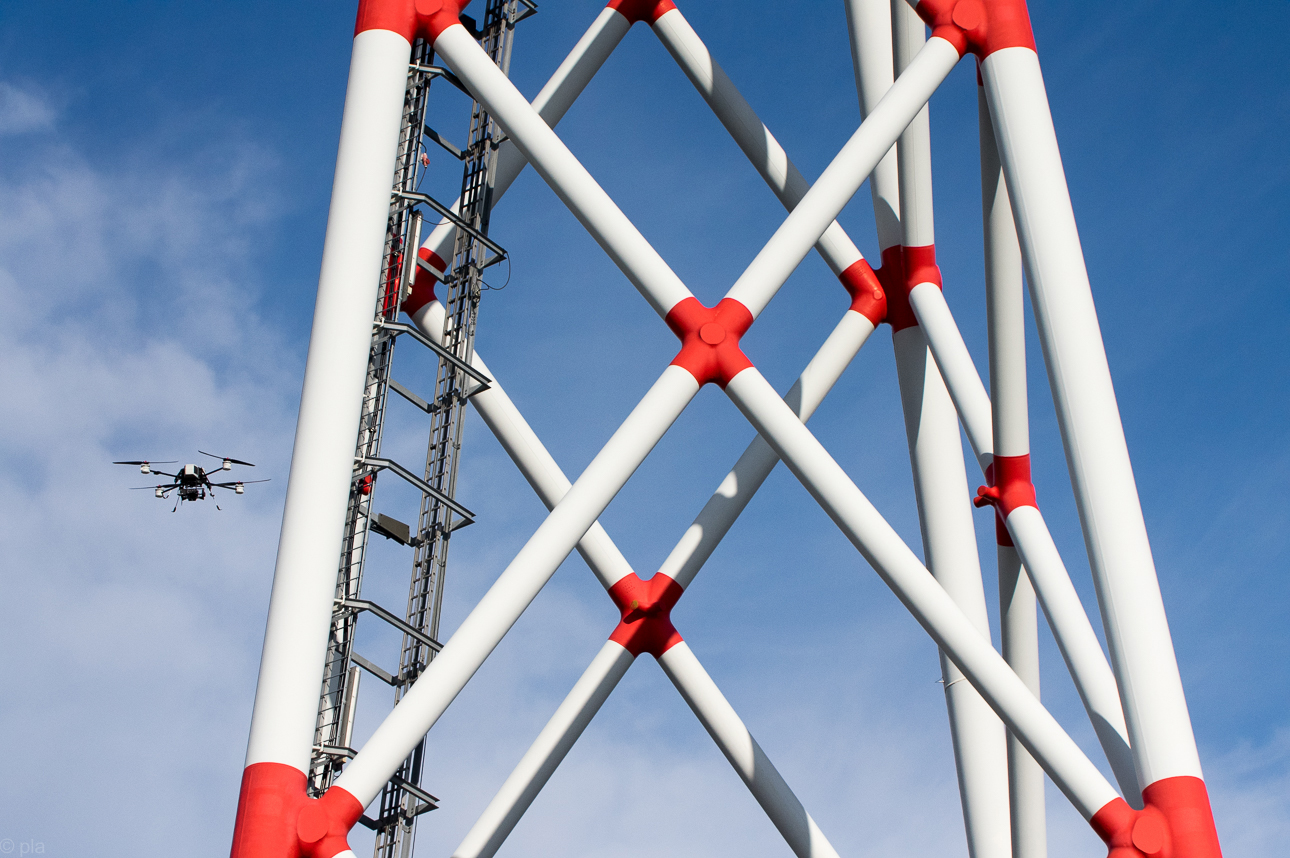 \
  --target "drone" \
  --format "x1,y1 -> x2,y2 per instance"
114,451 -> 268,510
